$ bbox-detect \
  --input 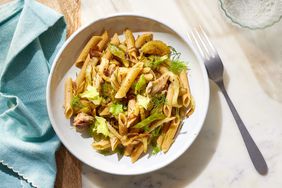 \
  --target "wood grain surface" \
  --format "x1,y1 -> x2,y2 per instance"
55,145 -> 82,188
37,0 -> 81,37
